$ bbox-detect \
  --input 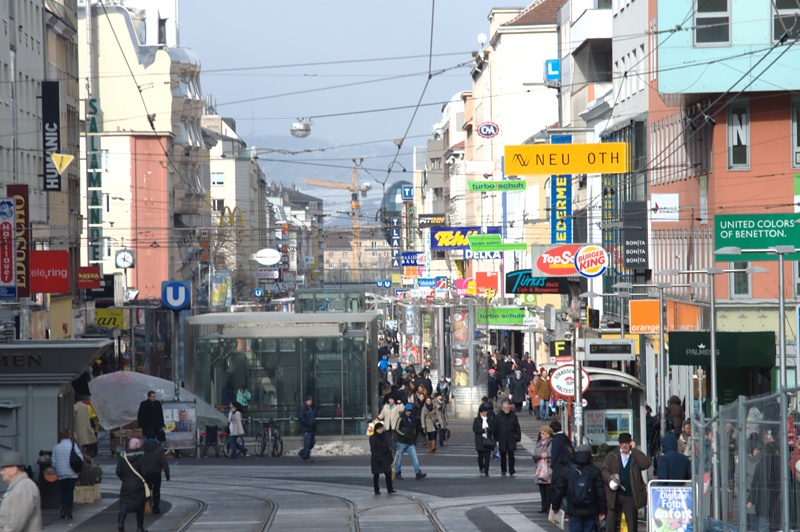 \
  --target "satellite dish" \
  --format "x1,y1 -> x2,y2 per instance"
477,33 -> 487,46
291,119 -> 311,138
